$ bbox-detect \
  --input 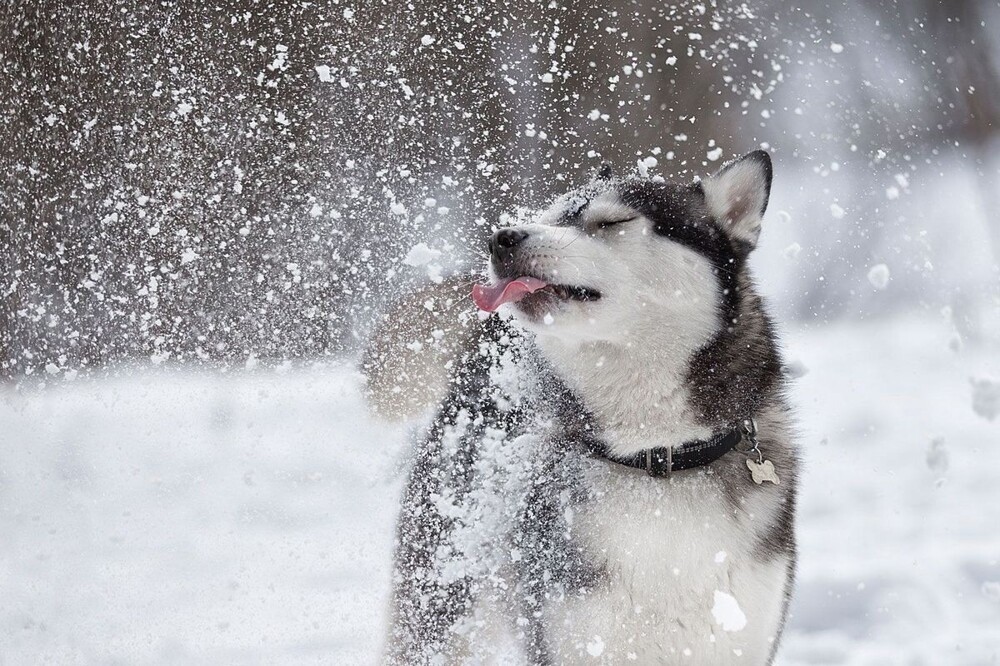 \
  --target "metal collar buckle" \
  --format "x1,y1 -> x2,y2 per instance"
736,417 -> 764,464
645,446 -> 671,476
